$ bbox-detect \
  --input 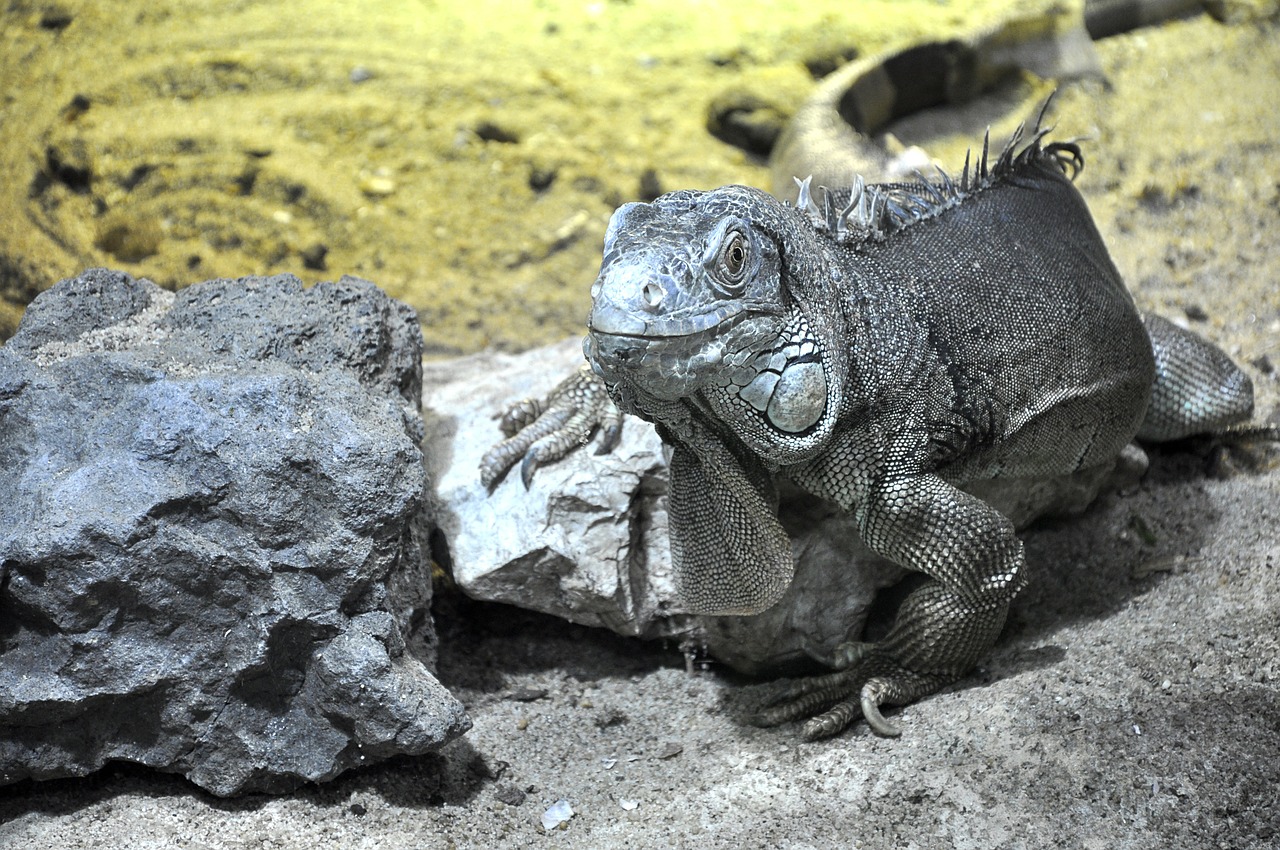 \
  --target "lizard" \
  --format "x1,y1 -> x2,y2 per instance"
481,0 -> 1219,493
766,0 -> 1209,198
477,8 -> 1274,739
480,0 -> 1213,491
478,116 -> 1276,741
